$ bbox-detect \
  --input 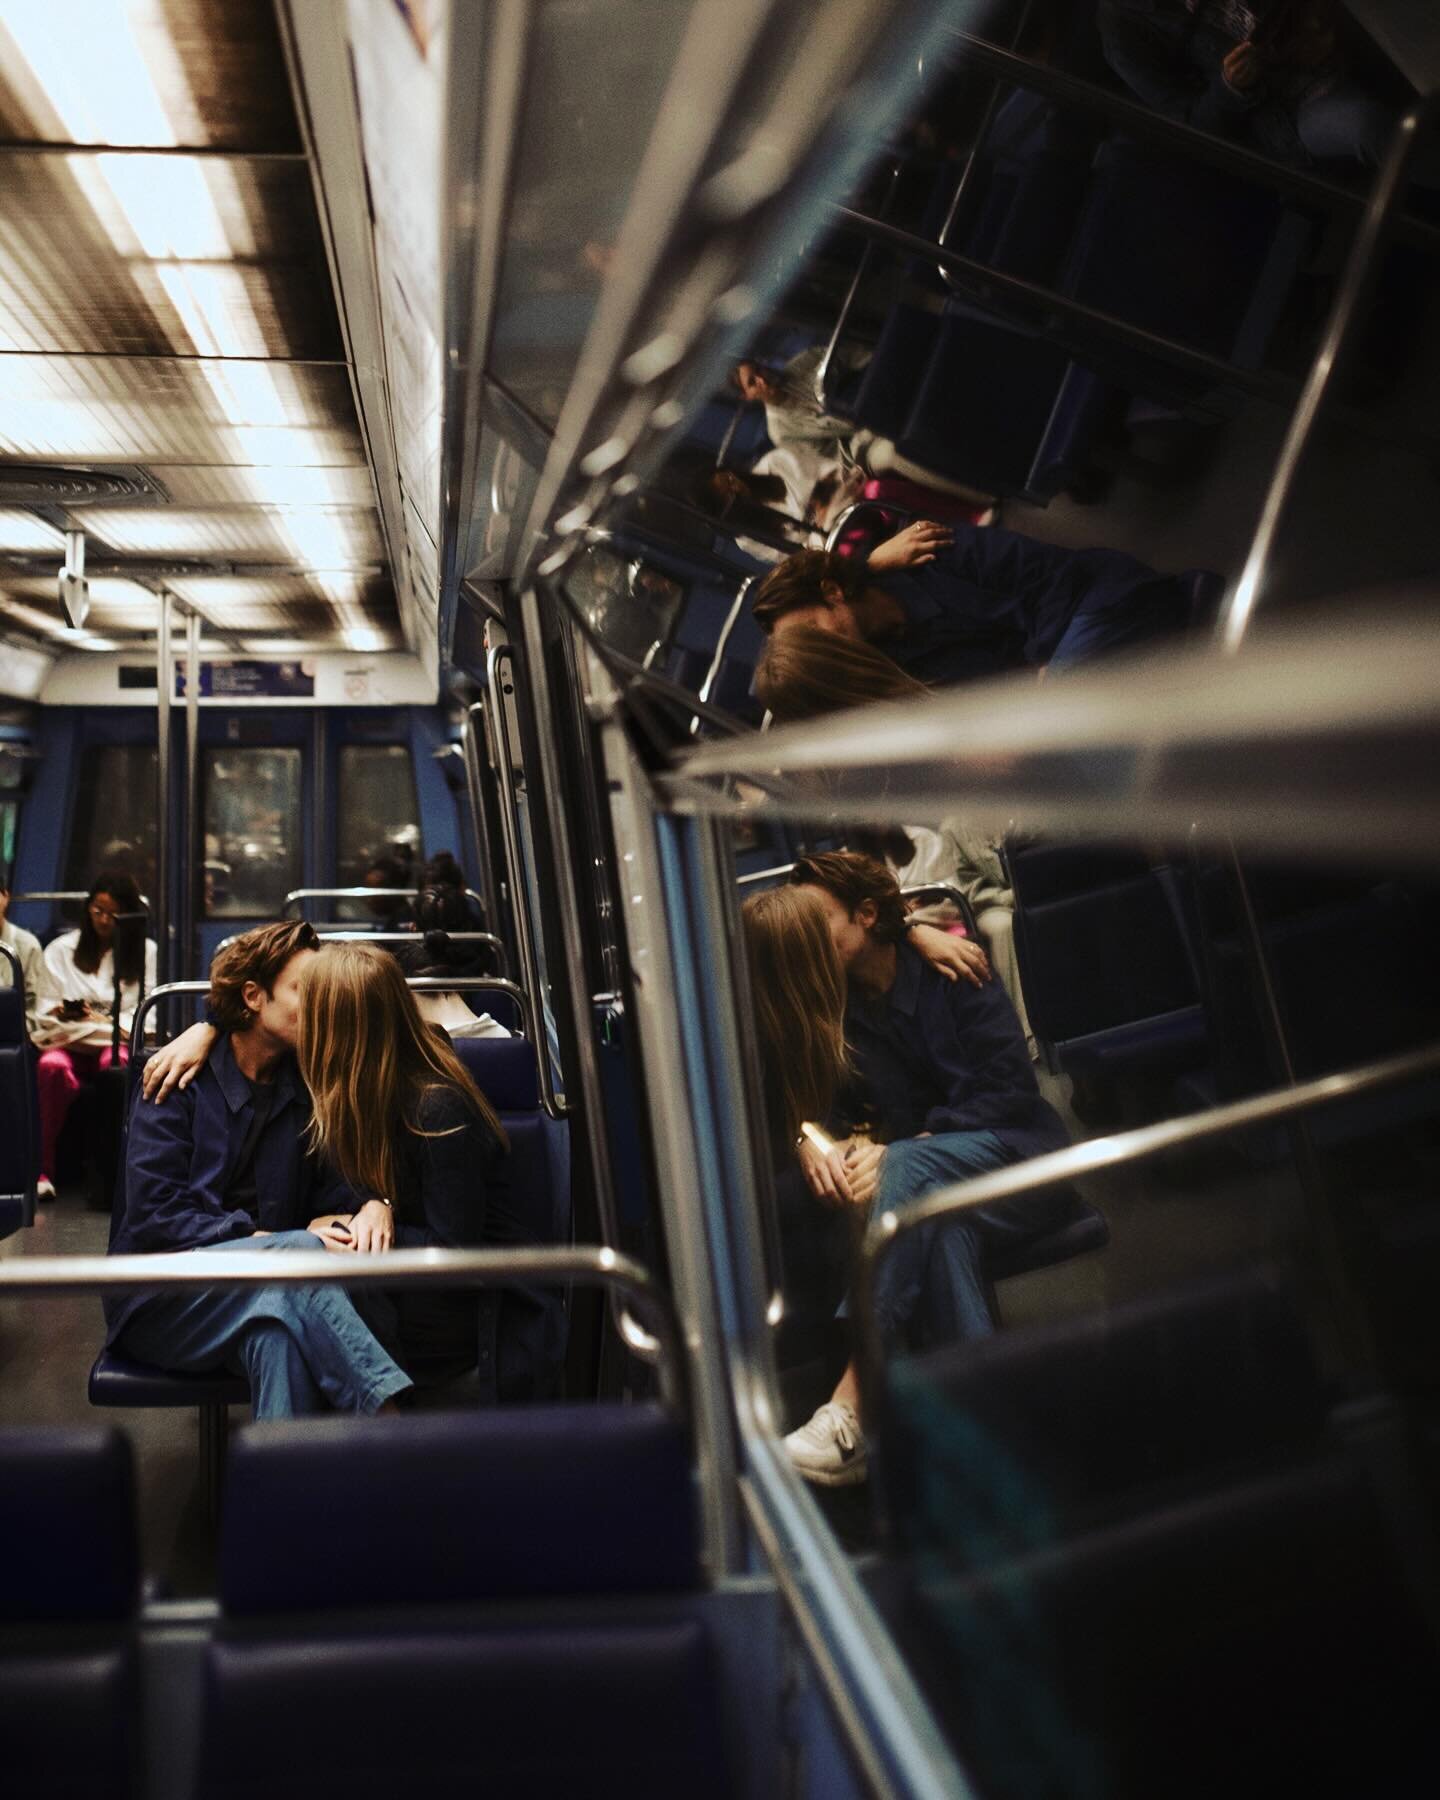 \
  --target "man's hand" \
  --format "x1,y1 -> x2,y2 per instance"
842,1139 -> 887,1208
348,1199 -> 395,1254
250,1229 -> 272,1238
308,1216 -> 355,1254
1222,41 -> 1266,91
910,923 -> 991,988
142,1021 -> 218,1101
799,1139 -> 854,1207
867,520 -> 953,572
